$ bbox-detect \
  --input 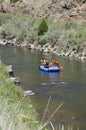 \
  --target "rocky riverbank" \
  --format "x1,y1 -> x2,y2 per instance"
0,38 -> 86,62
